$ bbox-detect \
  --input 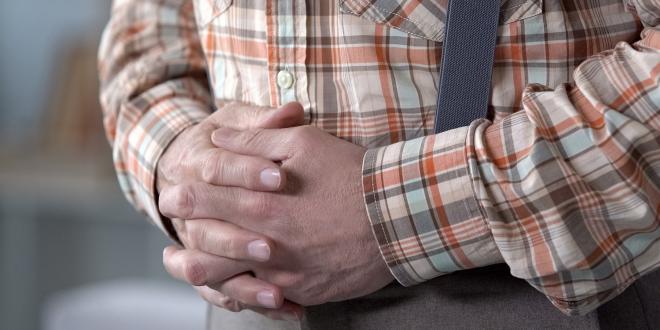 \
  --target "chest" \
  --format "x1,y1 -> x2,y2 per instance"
193,0 -> 641,146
